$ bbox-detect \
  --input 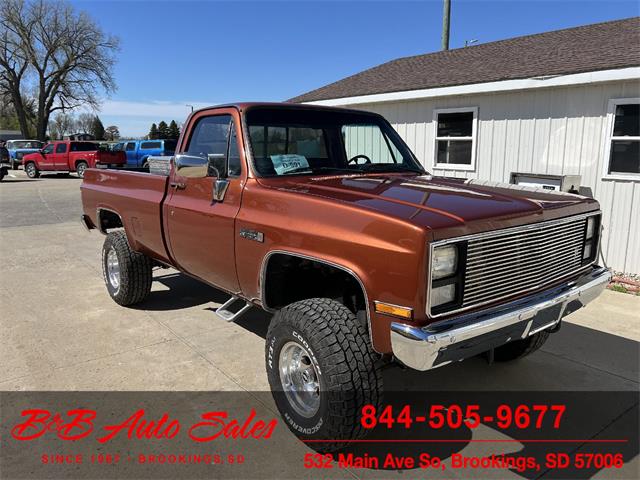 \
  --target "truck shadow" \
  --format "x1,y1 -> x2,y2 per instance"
133,272 -> 230,311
